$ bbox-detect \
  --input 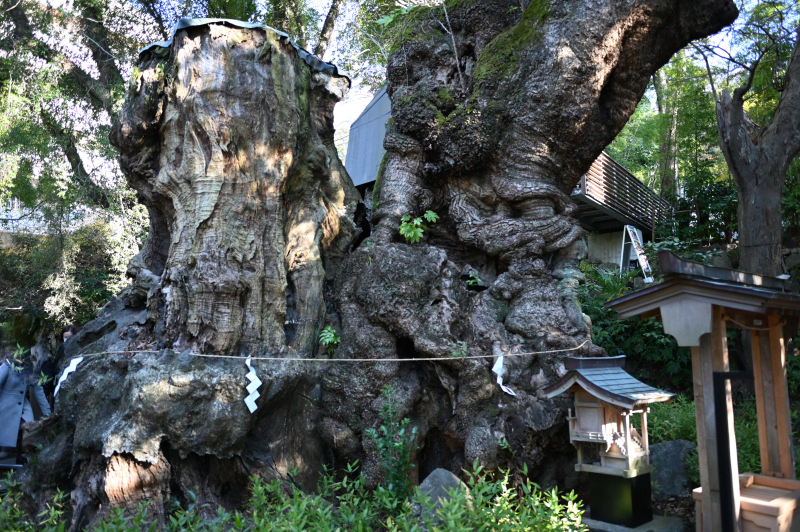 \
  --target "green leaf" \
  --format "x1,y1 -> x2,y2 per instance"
423,210 -> 439,223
